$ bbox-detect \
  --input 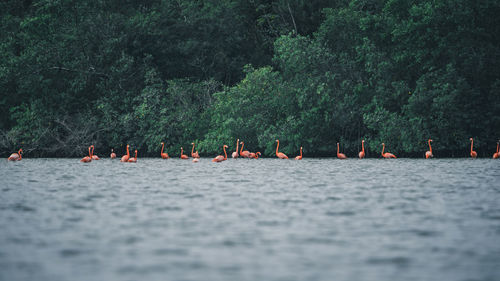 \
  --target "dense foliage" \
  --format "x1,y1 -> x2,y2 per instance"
1,0 -> 499,158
